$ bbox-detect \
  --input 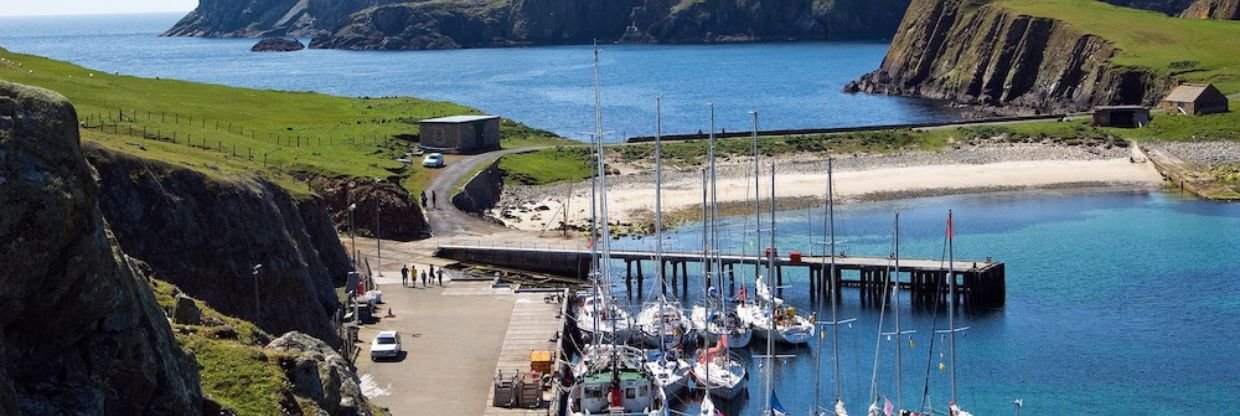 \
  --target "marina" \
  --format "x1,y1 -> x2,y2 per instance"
435,244 -> 1006,309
